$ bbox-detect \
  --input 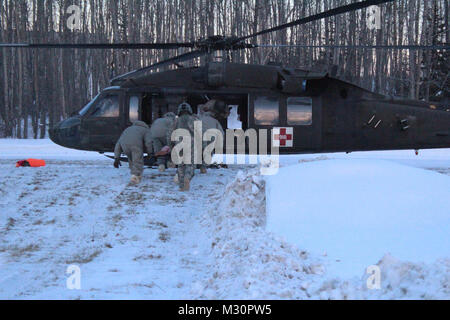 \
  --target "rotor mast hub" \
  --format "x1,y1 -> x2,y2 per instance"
194,35 -> 256,52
